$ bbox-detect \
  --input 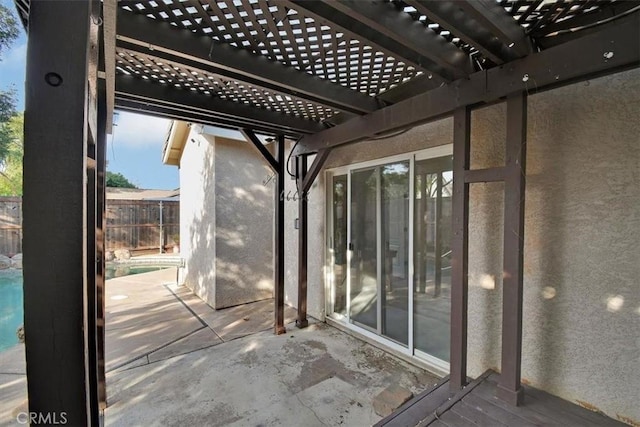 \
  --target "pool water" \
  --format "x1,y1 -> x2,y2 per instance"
105,265 -> 168,280
0,269 -> 23,352
0,265 -> 168,352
